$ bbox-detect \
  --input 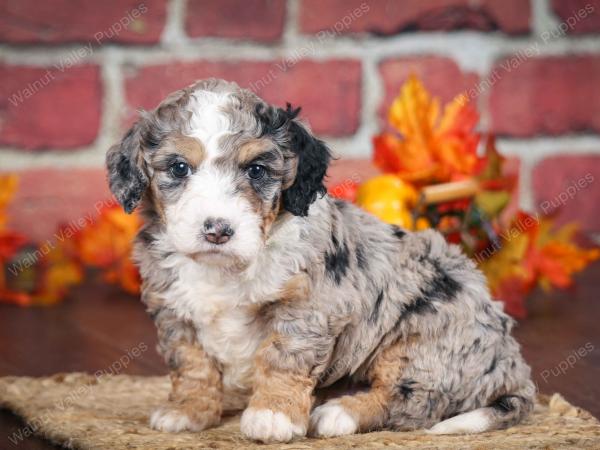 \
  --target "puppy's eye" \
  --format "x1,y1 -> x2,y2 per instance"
170,161 -> 190,178
247,164 -> 266,180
